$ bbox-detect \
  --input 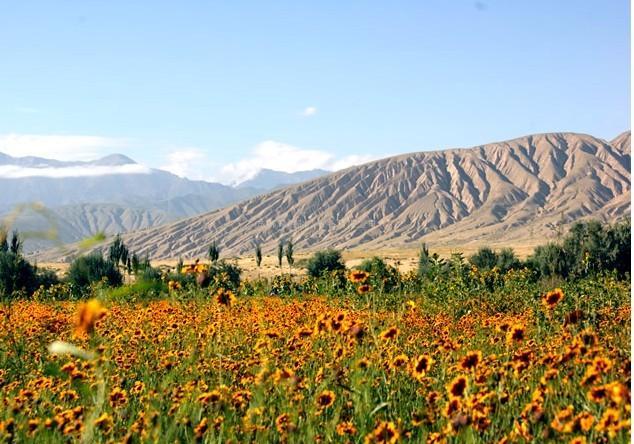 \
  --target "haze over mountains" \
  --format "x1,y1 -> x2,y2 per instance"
0,152 -> 327,251
35,131 -> 631,261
